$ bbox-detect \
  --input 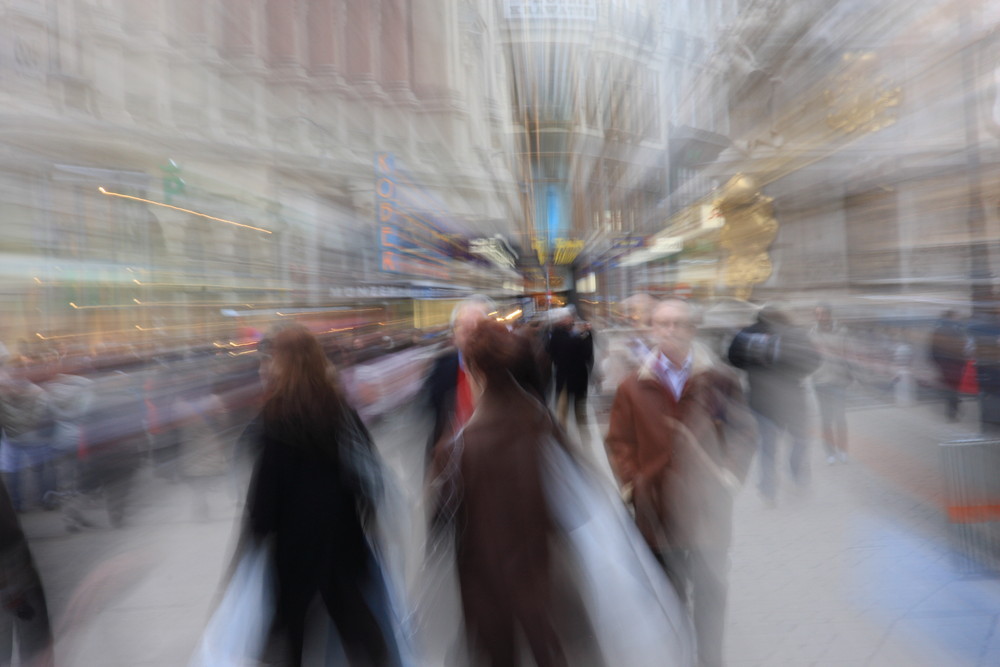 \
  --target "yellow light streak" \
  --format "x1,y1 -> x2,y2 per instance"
72,300 -> 237,310
132,279 -> 291,291
275,307 -> 383,317
38,331 -> 94,340
98,187 -> 273,234
35,320 -> 236,341
36,328 -> 138,340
